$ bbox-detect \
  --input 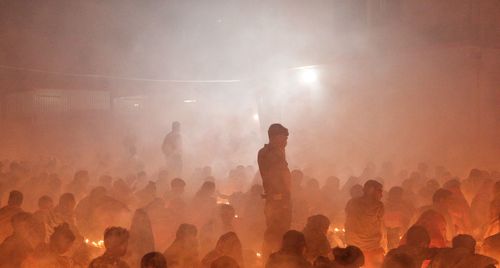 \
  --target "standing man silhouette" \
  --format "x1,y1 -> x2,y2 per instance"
162,121 -> 183,177
258,123 -> 292,259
